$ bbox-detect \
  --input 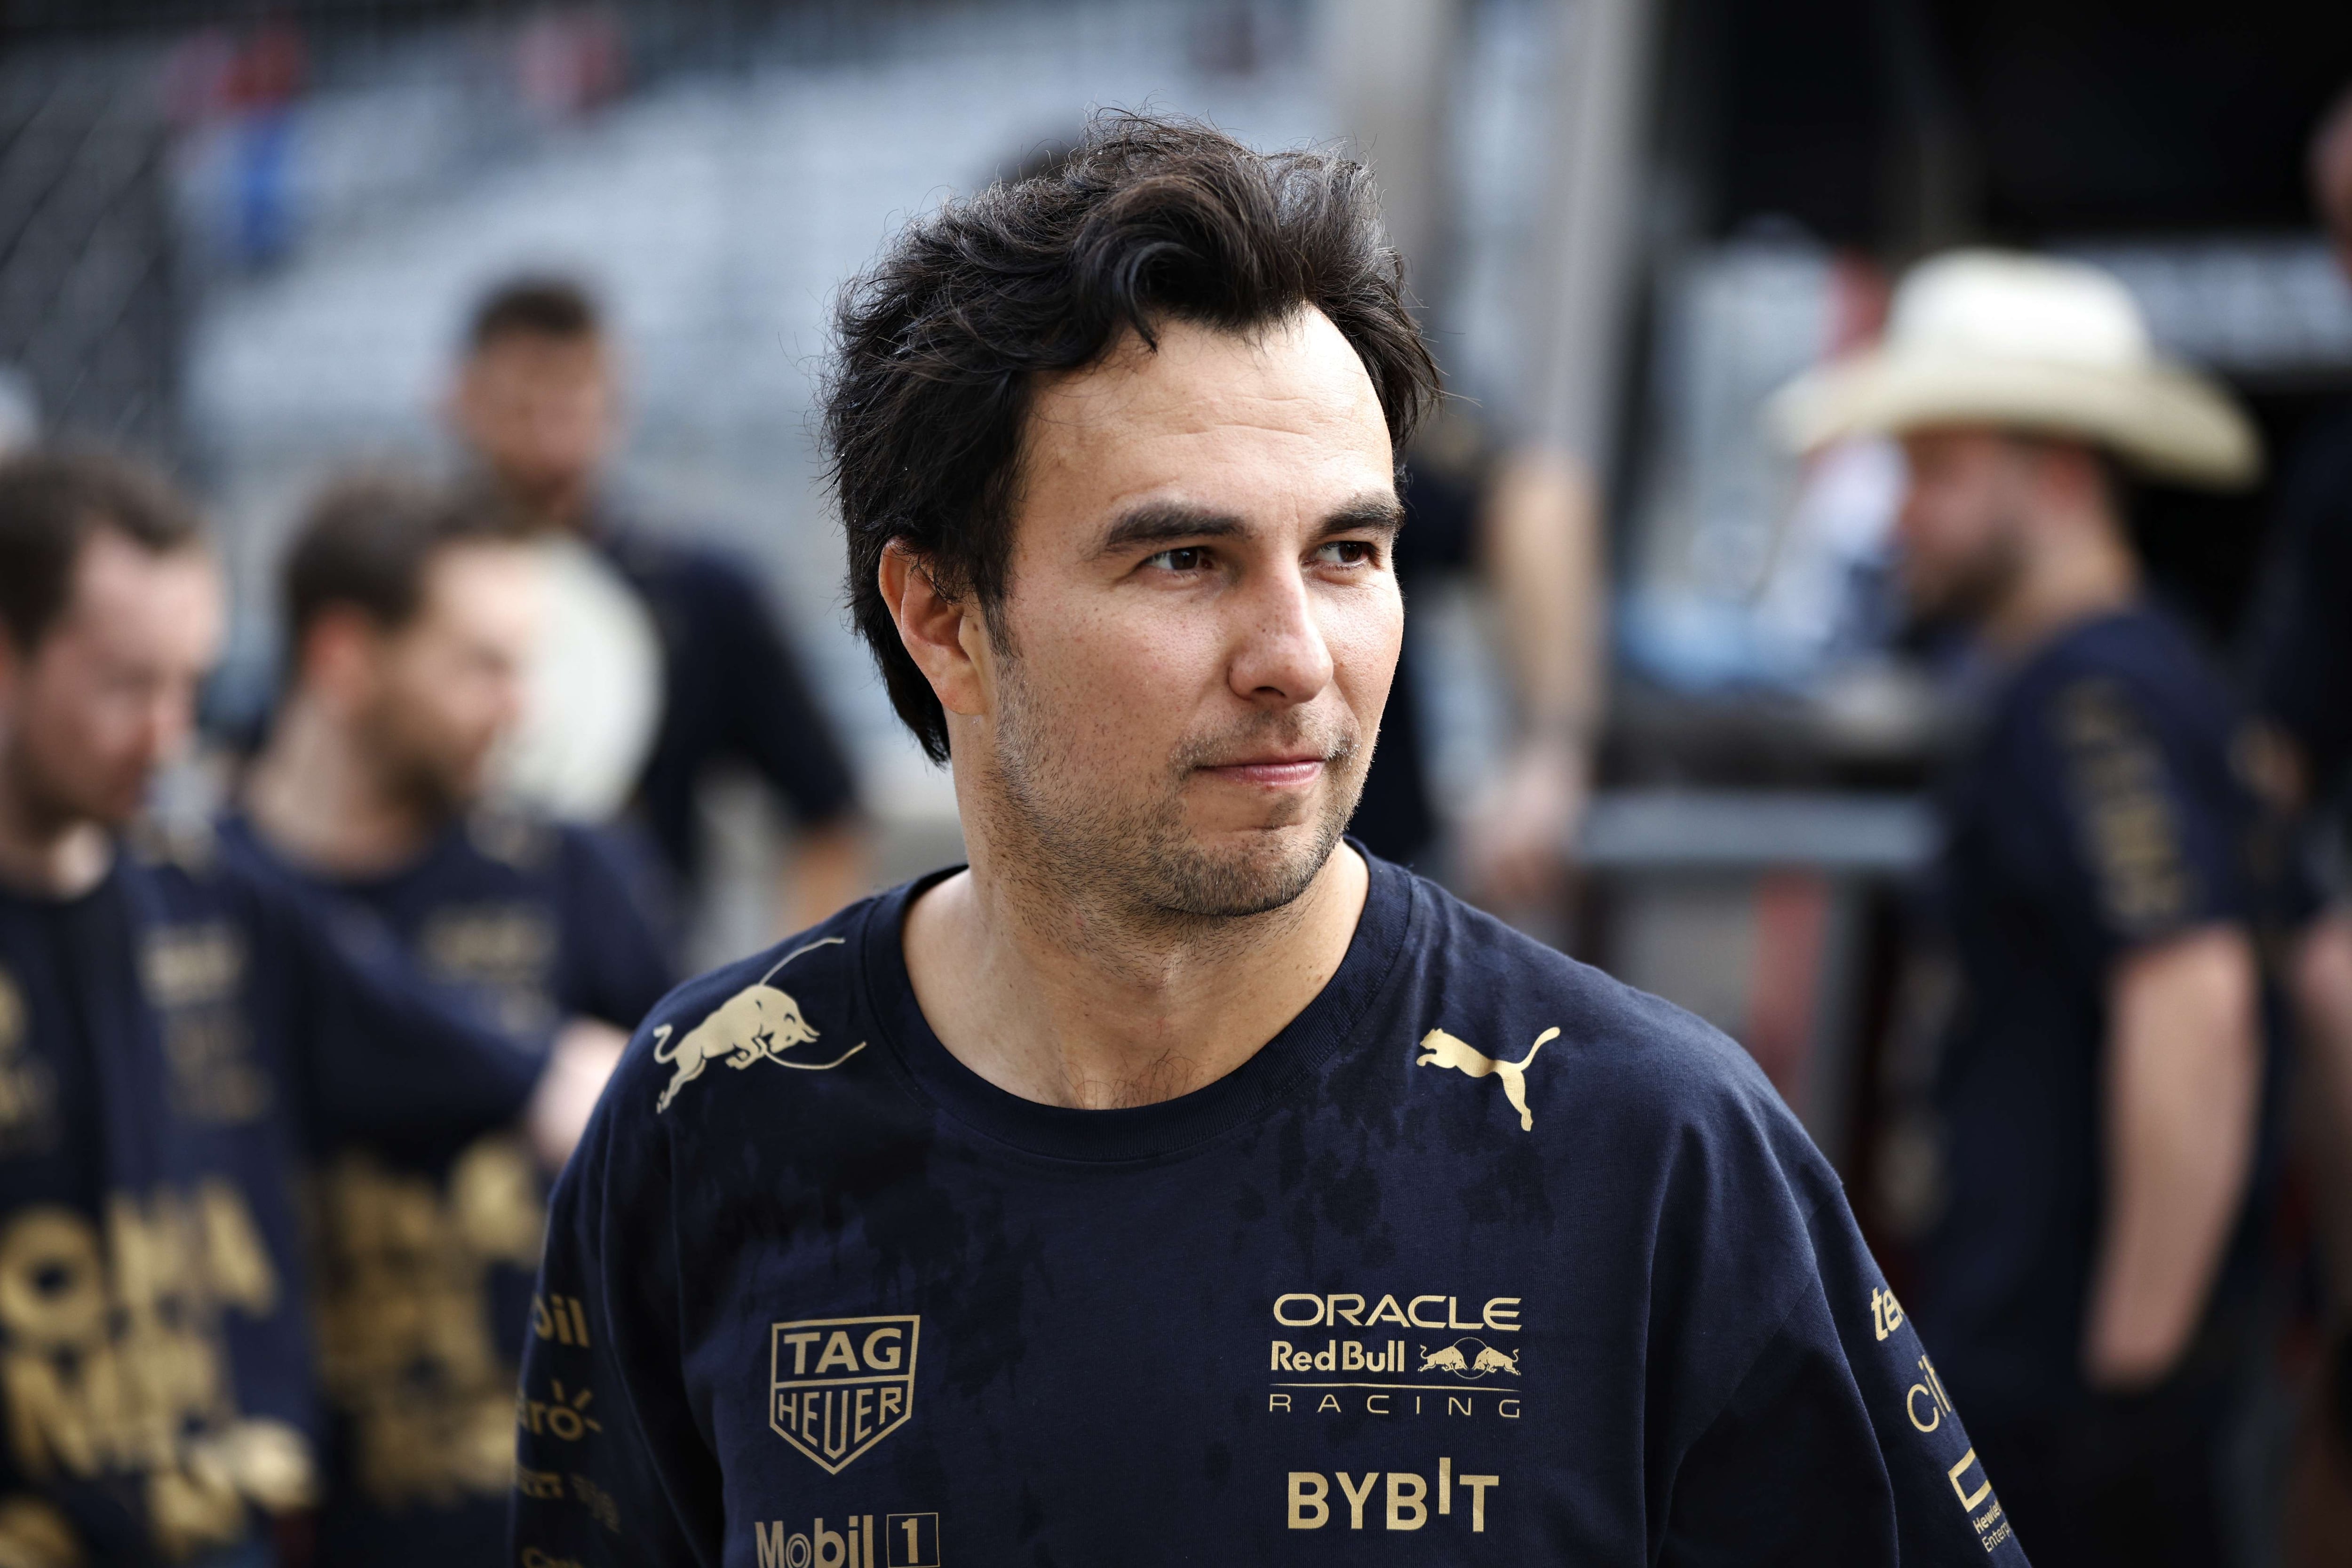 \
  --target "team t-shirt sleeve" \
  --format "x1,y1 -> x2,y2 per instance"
1661,1176 -> 2031,1566
559,827 -> 679,1031
512,1025 -> 715,1566
2011,669 -> 2247,963
705,560 -> 860,828
230,856 -> 549,1147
